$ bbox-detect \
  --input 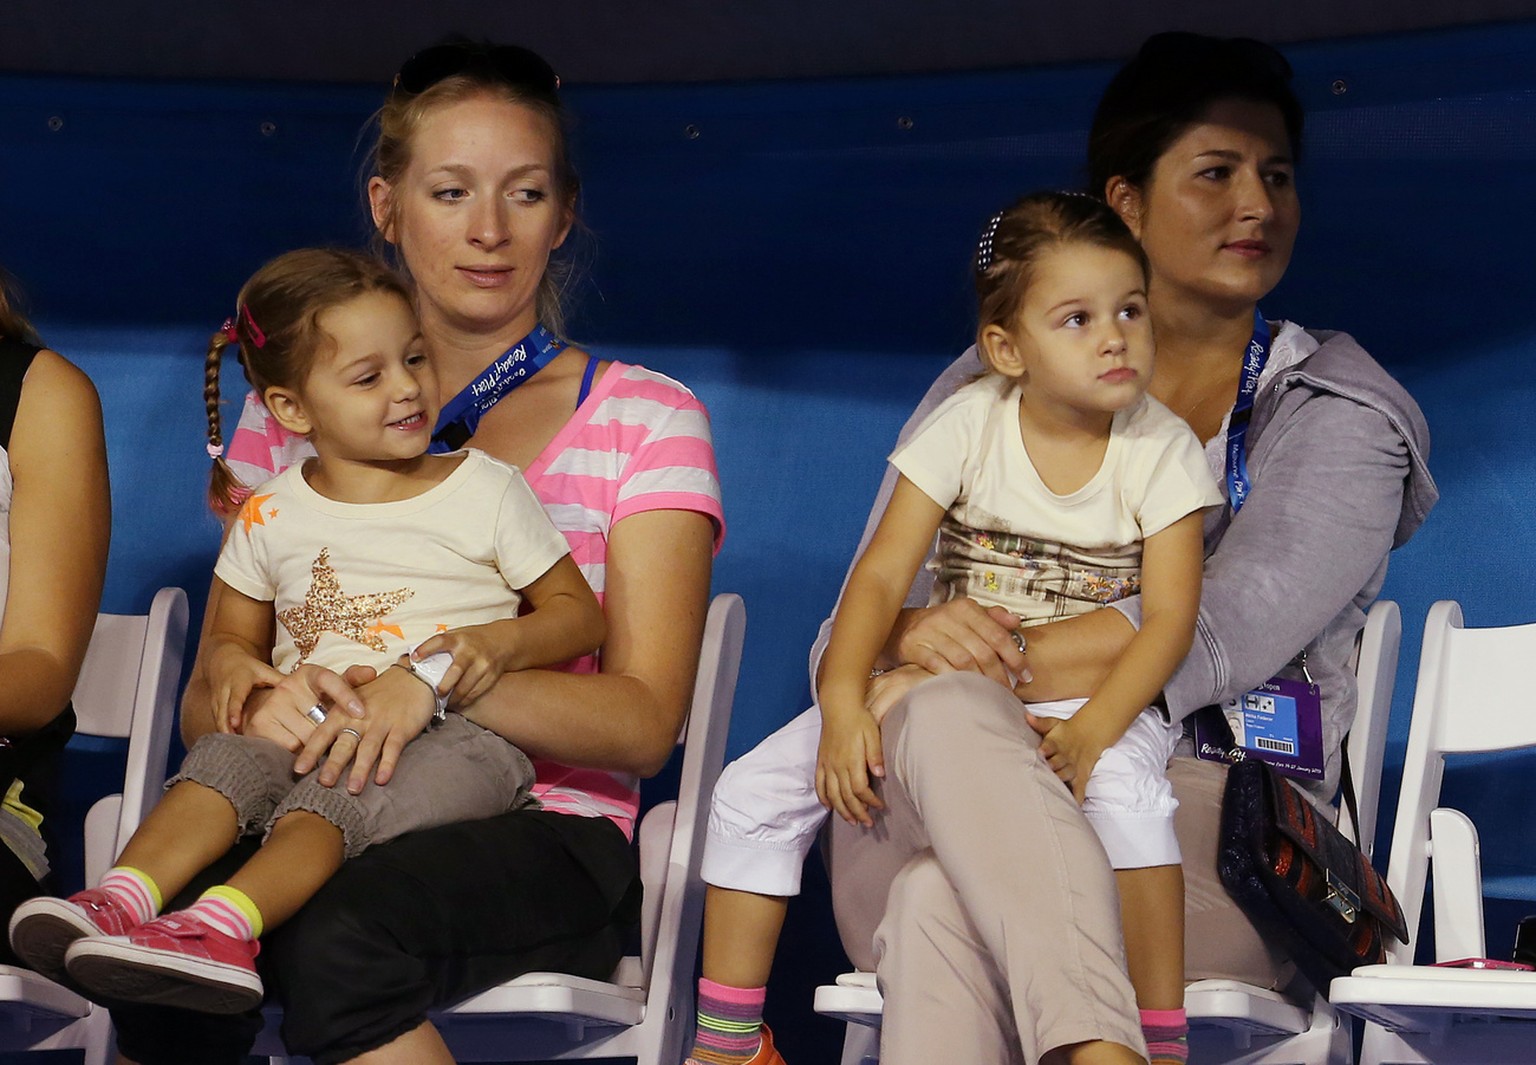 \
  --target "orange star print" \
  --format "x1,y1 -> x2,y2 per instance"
236,494 -> 276,535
